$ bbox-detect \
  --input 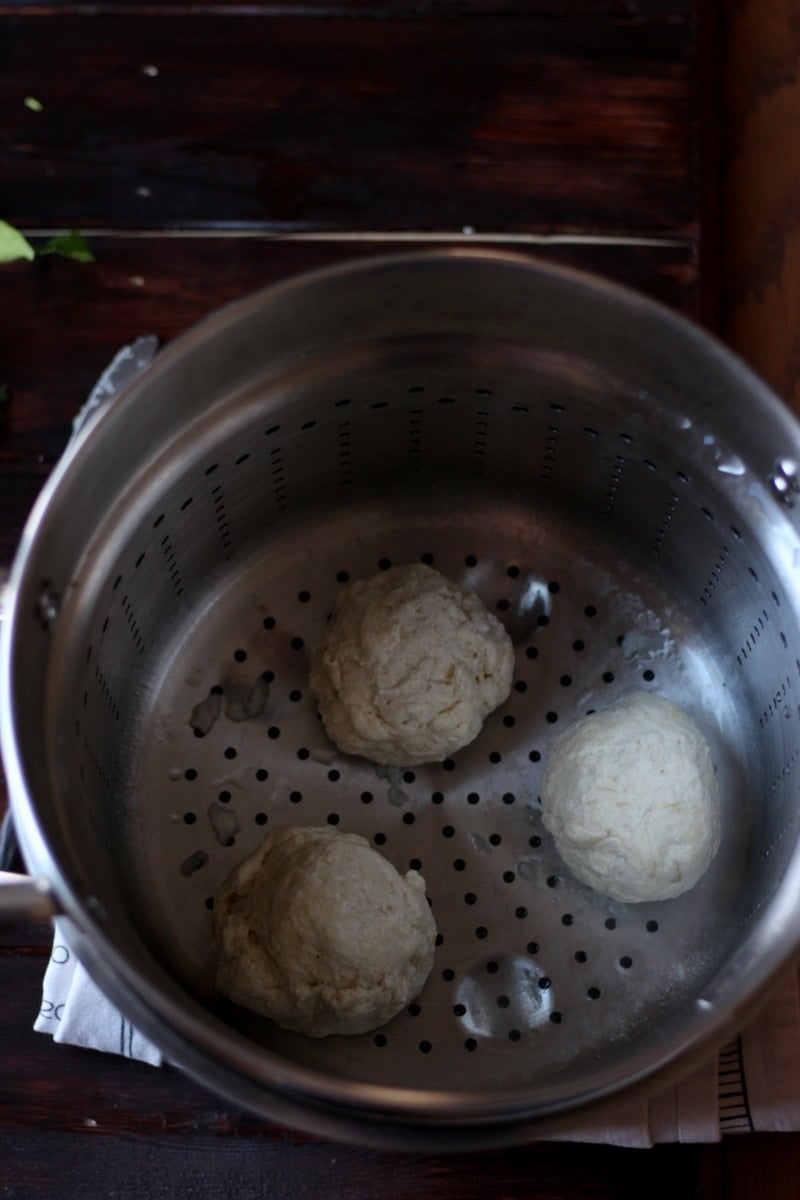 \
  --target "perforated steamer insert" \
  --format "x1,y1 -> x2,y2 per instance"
6,250 -> 800,1144
137,501 -> 745,1093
